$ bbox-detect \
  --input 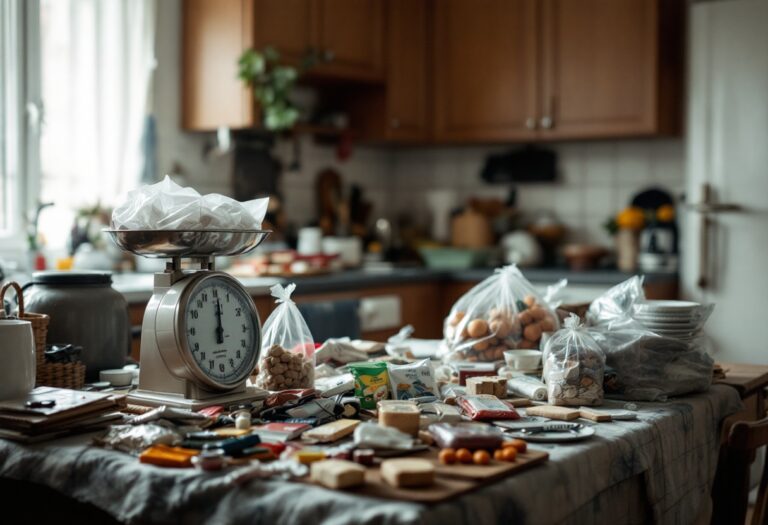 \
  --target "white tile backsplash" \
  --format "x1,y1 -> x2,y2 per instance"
383,139 -> 685,246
